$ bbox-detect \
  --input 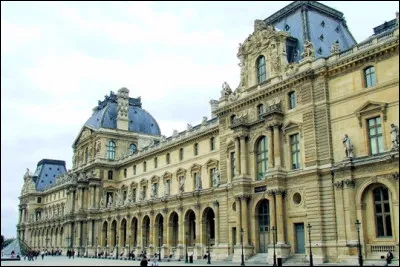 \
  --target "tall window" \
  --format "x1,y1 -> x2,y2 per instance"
373,186 -> 392,237
123,190 -> 127,201
230,115 -> 236,125
210,168 -> 216,187
368,117 -> 384,155
129,144 -> 137,154
85,147 -> 89,163
133,165 -> 136,175
132,188 -> 137,202
123,168 -> 127,178
108,170 -> 113,180
257,104 -> 264,119
154,157 -> 158,168
194,143 -> 199,156
107,141 -> 116,160
166,153 -> 170,164
179,148 -> 184,161
143,161 -> 147,172
257,56 -> 266,83
230,152 -> 236,179
210,137 -> 215,151
290,133 -> 301,170
289,91 -> 296,109
364,66 -> 376,88
257,136 -> 268,180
